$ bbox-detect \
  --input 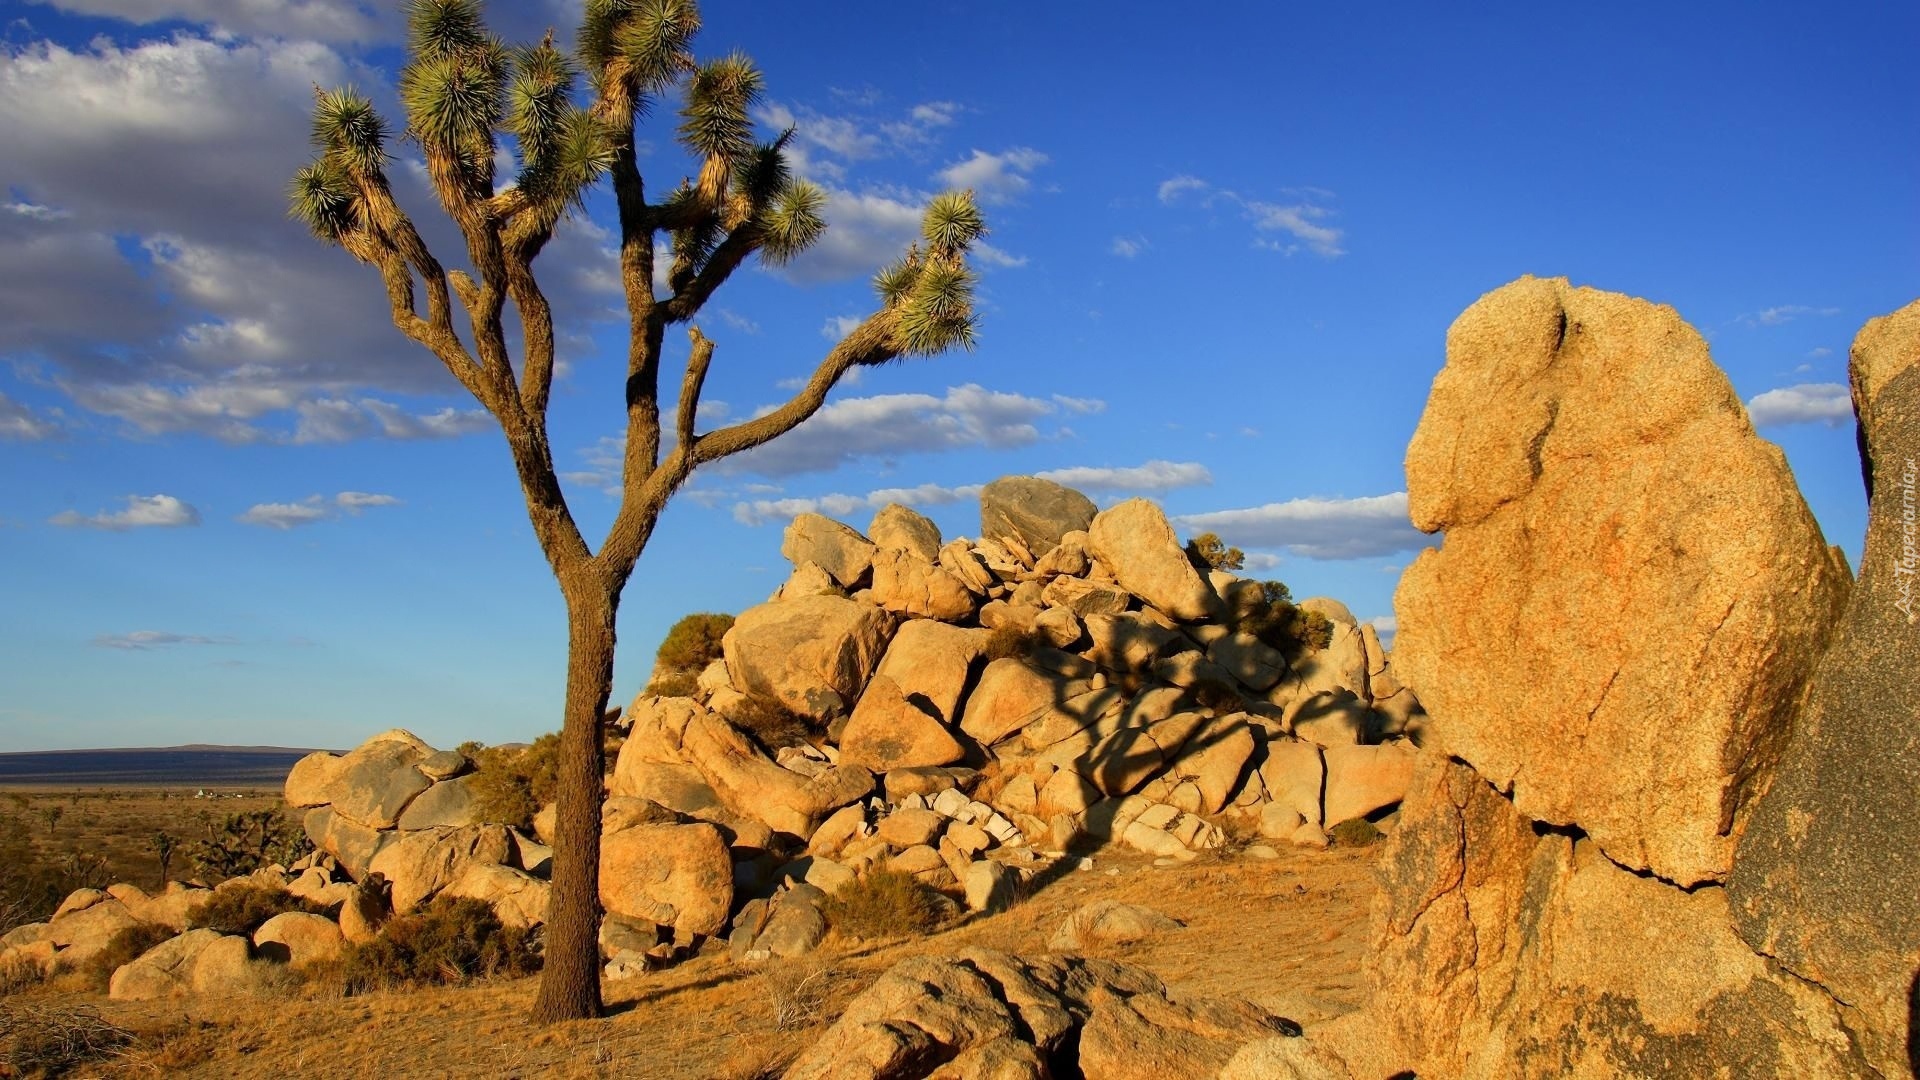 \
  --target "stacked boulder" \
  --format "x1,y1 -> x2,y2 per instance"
1356,277 -> 1883,1076
605,475 -> 1419,947
0,881 -> 207,983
